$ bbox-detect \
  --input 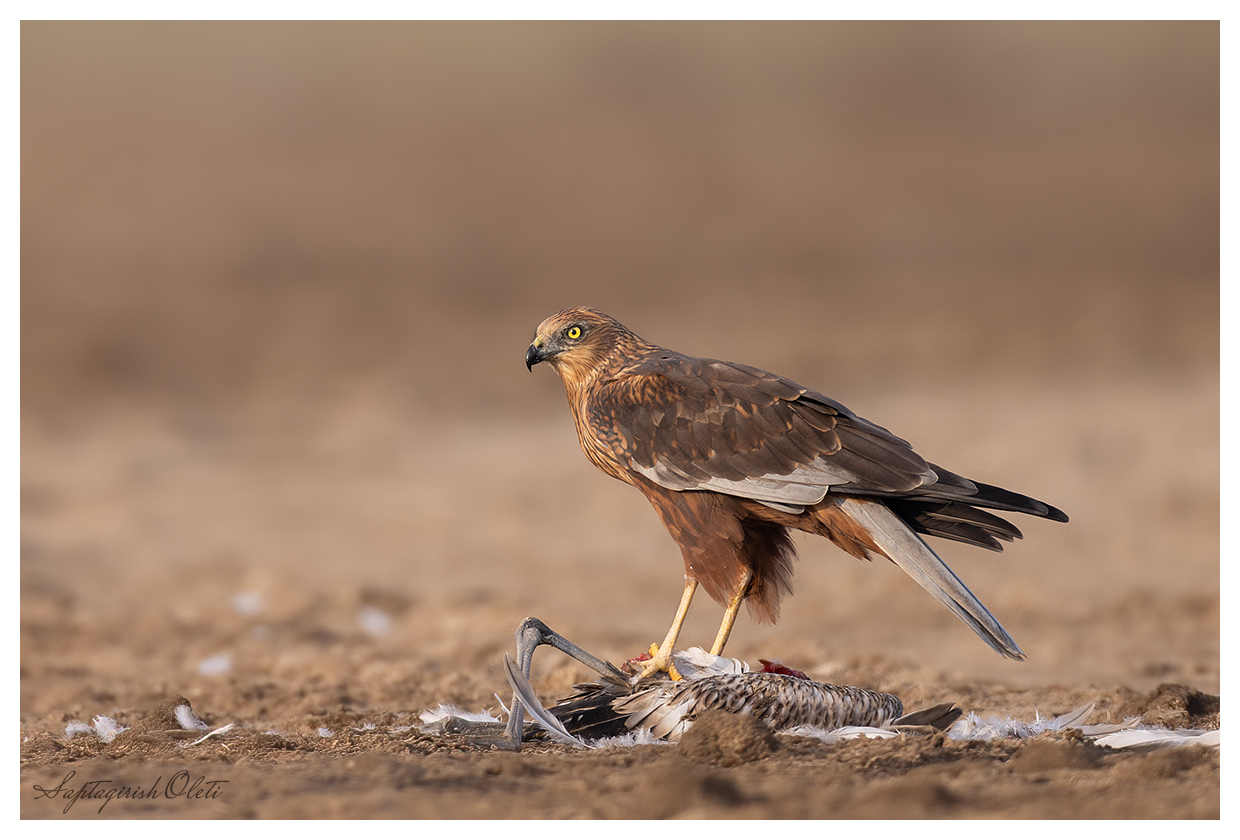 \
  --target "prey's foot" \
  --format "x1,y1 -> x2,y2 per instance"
623,643 -> 683,681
